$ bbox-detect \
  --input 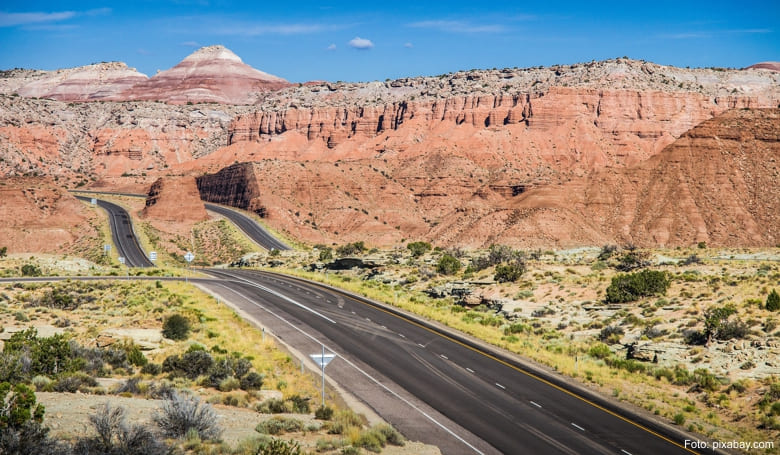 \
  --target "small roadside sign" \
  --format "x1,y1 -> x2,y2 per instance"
309,353 -> 335,368
103,244 -> 111,253
91,198 -> 97,205
118,257 -> 125,265
149,251 -> 157,262
184,252 -> 195,263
